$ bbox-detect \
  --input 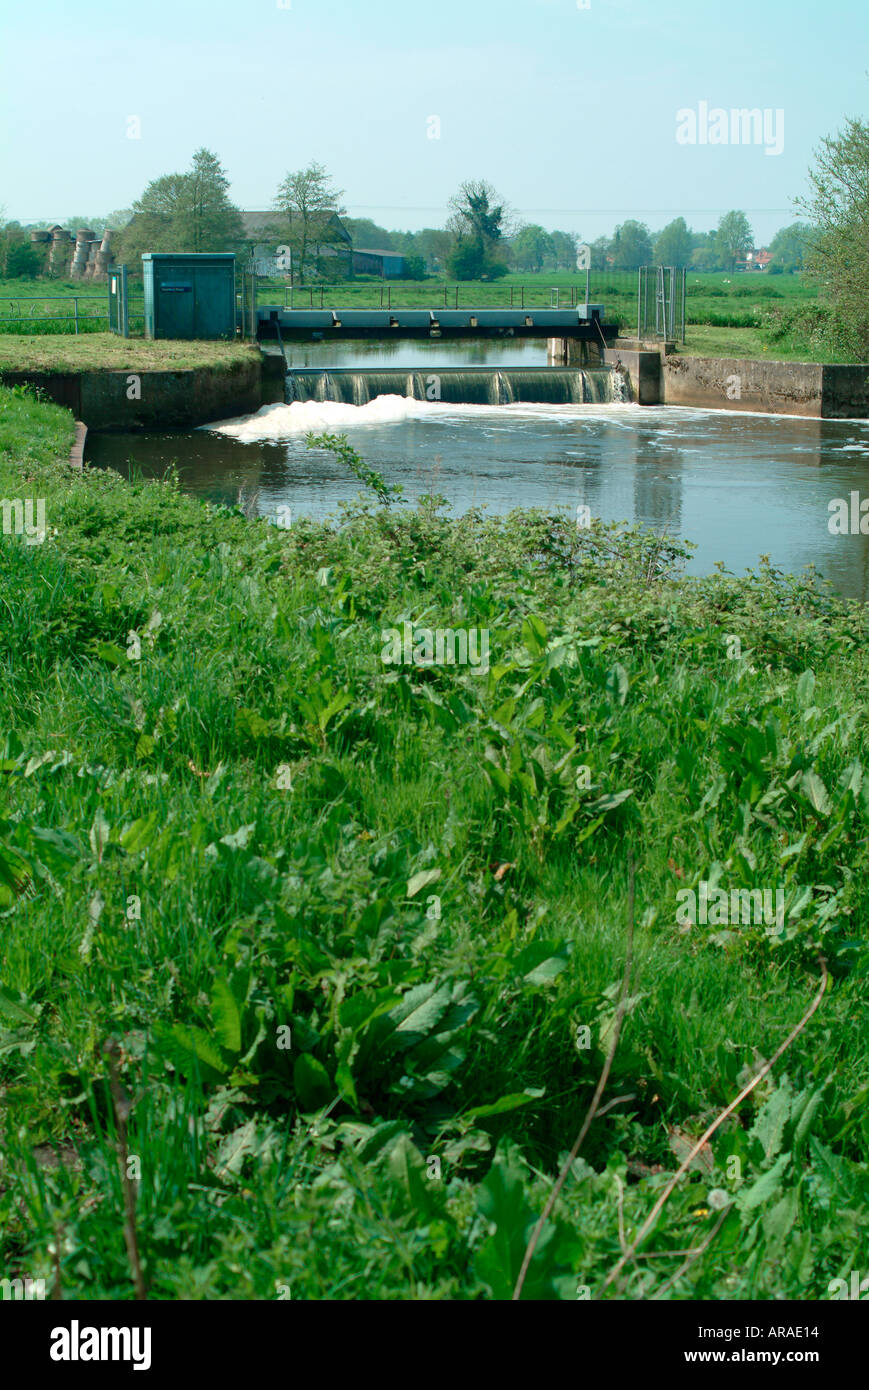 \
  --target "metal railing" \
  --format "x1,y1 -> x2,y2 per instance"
237,275 -> 642,314
637,266 -> 687,343
0,294 -> 145,334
